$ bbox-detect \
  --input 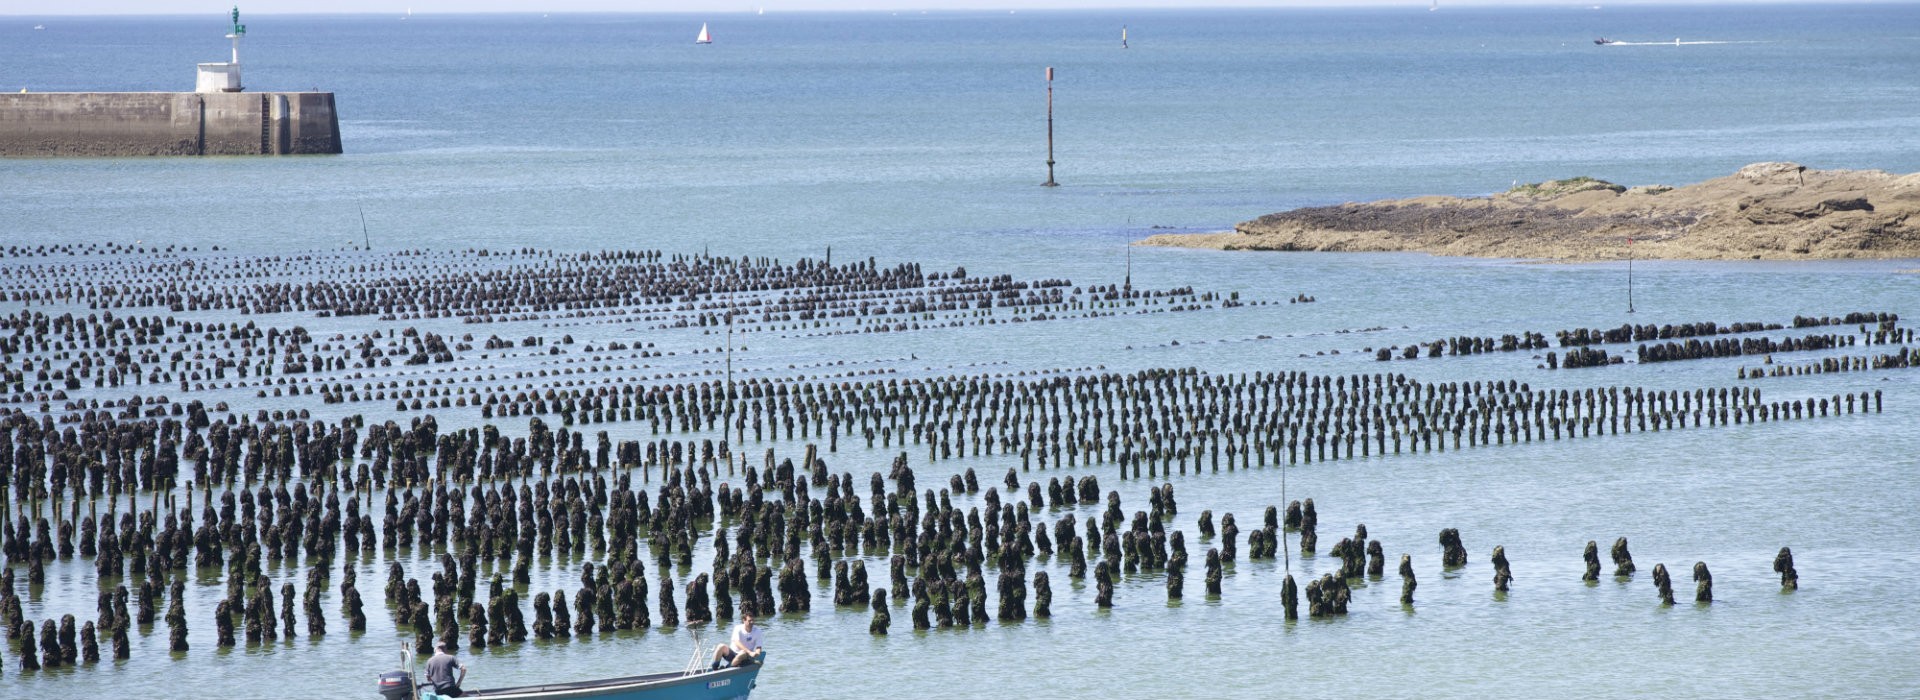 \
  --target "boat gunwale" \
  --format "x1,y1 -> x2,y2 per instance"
441,663 -> 759,700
